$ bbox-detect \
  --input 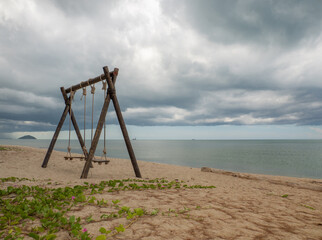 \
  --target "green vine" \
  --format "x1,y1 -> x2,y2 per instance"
0,177 -> 215,239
